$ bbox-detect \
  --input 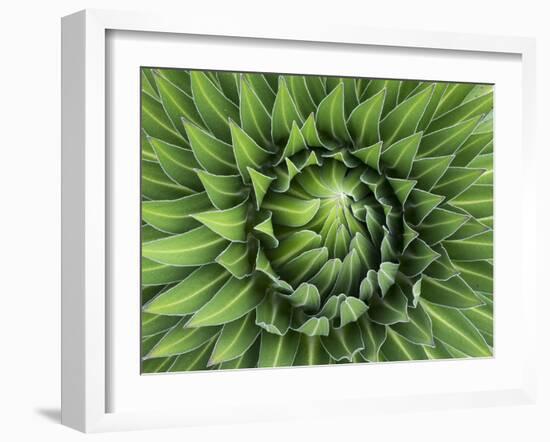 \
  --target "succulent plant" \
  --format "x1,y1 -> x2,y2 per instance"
140,68 -> 493,373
